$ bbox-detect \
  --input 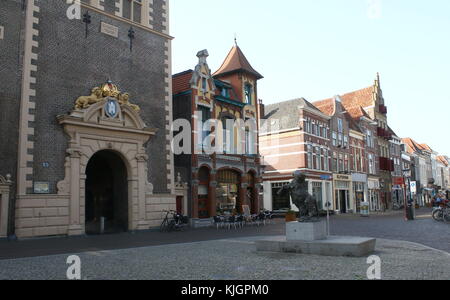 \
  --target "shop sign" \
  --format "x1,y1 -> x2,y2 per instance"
393,177 -> 405,185
410,181 -> 417,194
333,174 -> 351,181
34,182 -> 50,194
